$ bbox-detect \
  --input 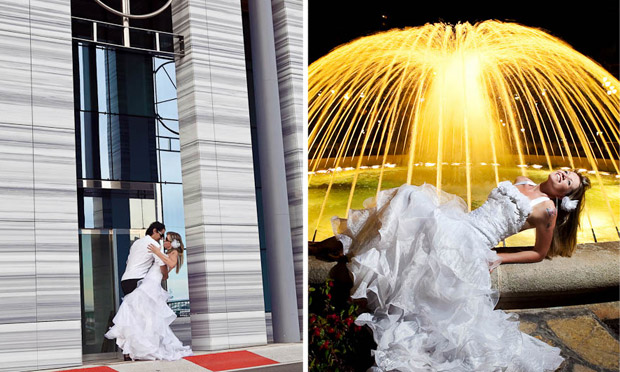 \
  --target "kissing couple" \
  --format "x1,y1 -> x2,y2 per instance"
105,221 -> 193,361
